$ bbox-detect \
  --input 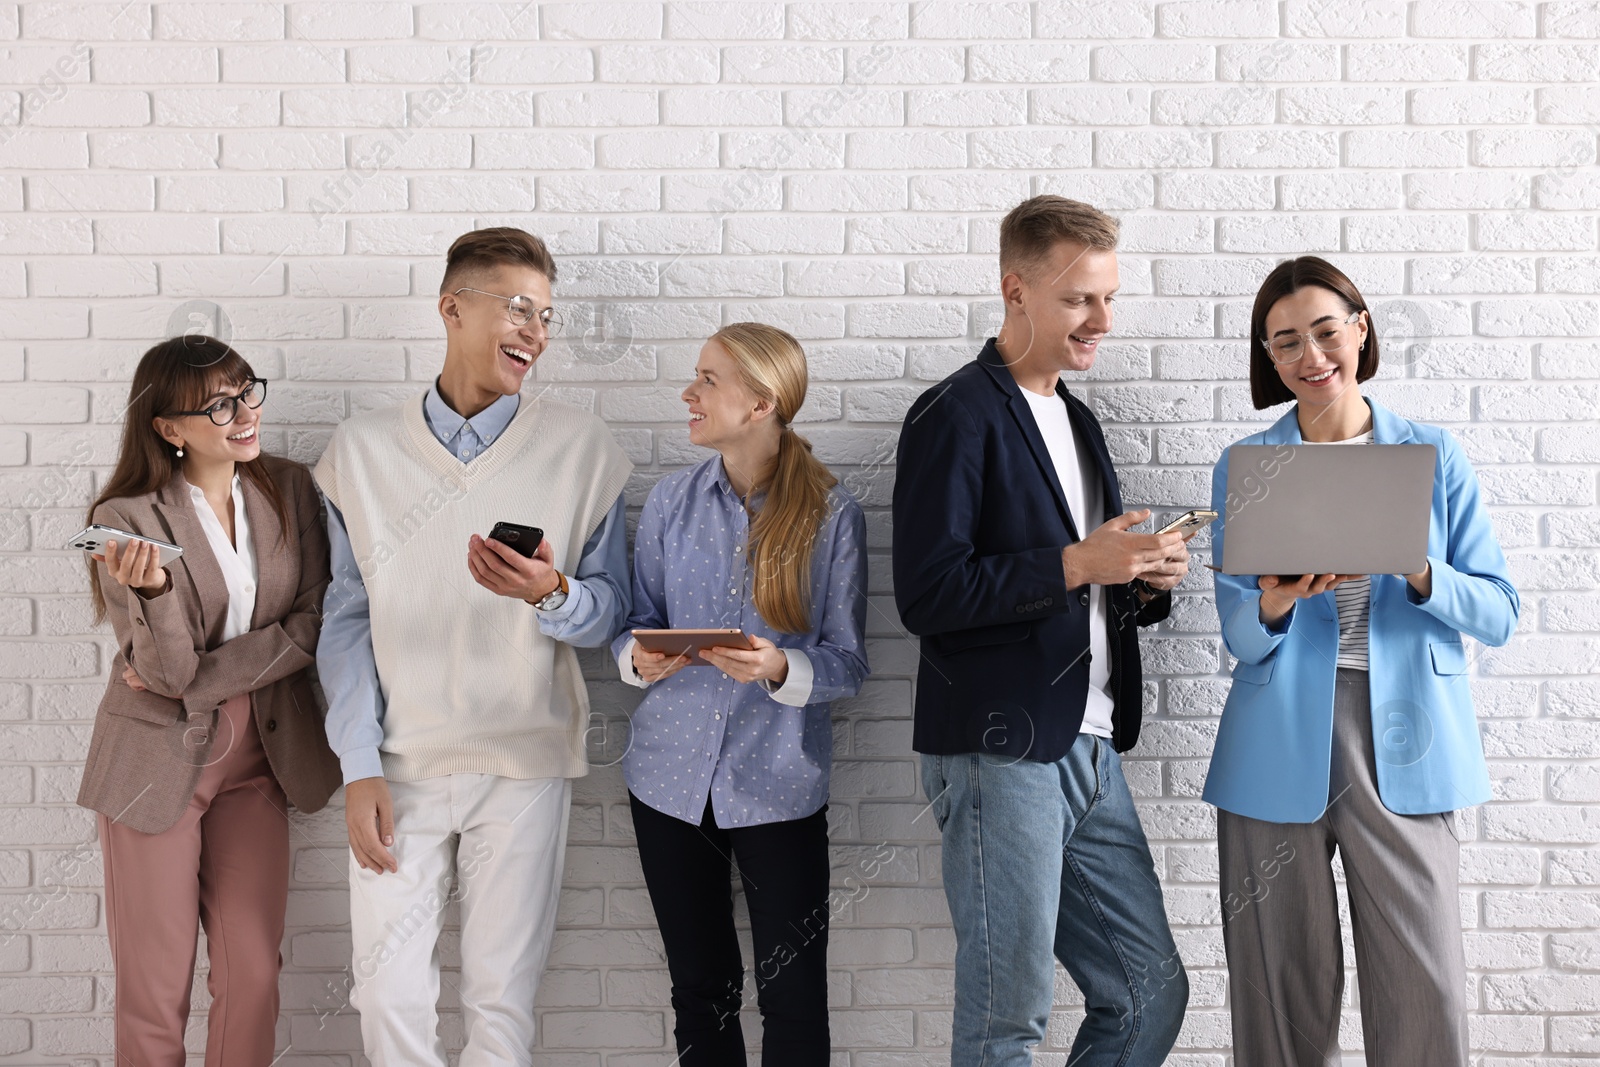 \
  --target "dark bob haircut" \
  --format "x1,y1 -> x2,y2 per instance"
1249,256 -> 1379,409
